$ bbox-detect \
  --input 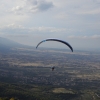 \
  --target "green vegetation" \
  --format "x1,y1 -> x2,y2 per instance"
0,47 -> 100,100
